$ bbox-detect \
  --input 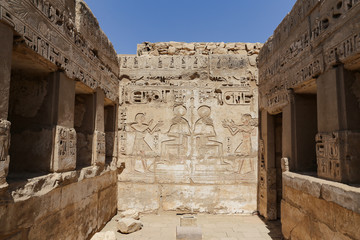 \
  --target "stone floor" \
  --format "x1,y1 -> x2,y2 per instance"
100,213 -> 283,240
